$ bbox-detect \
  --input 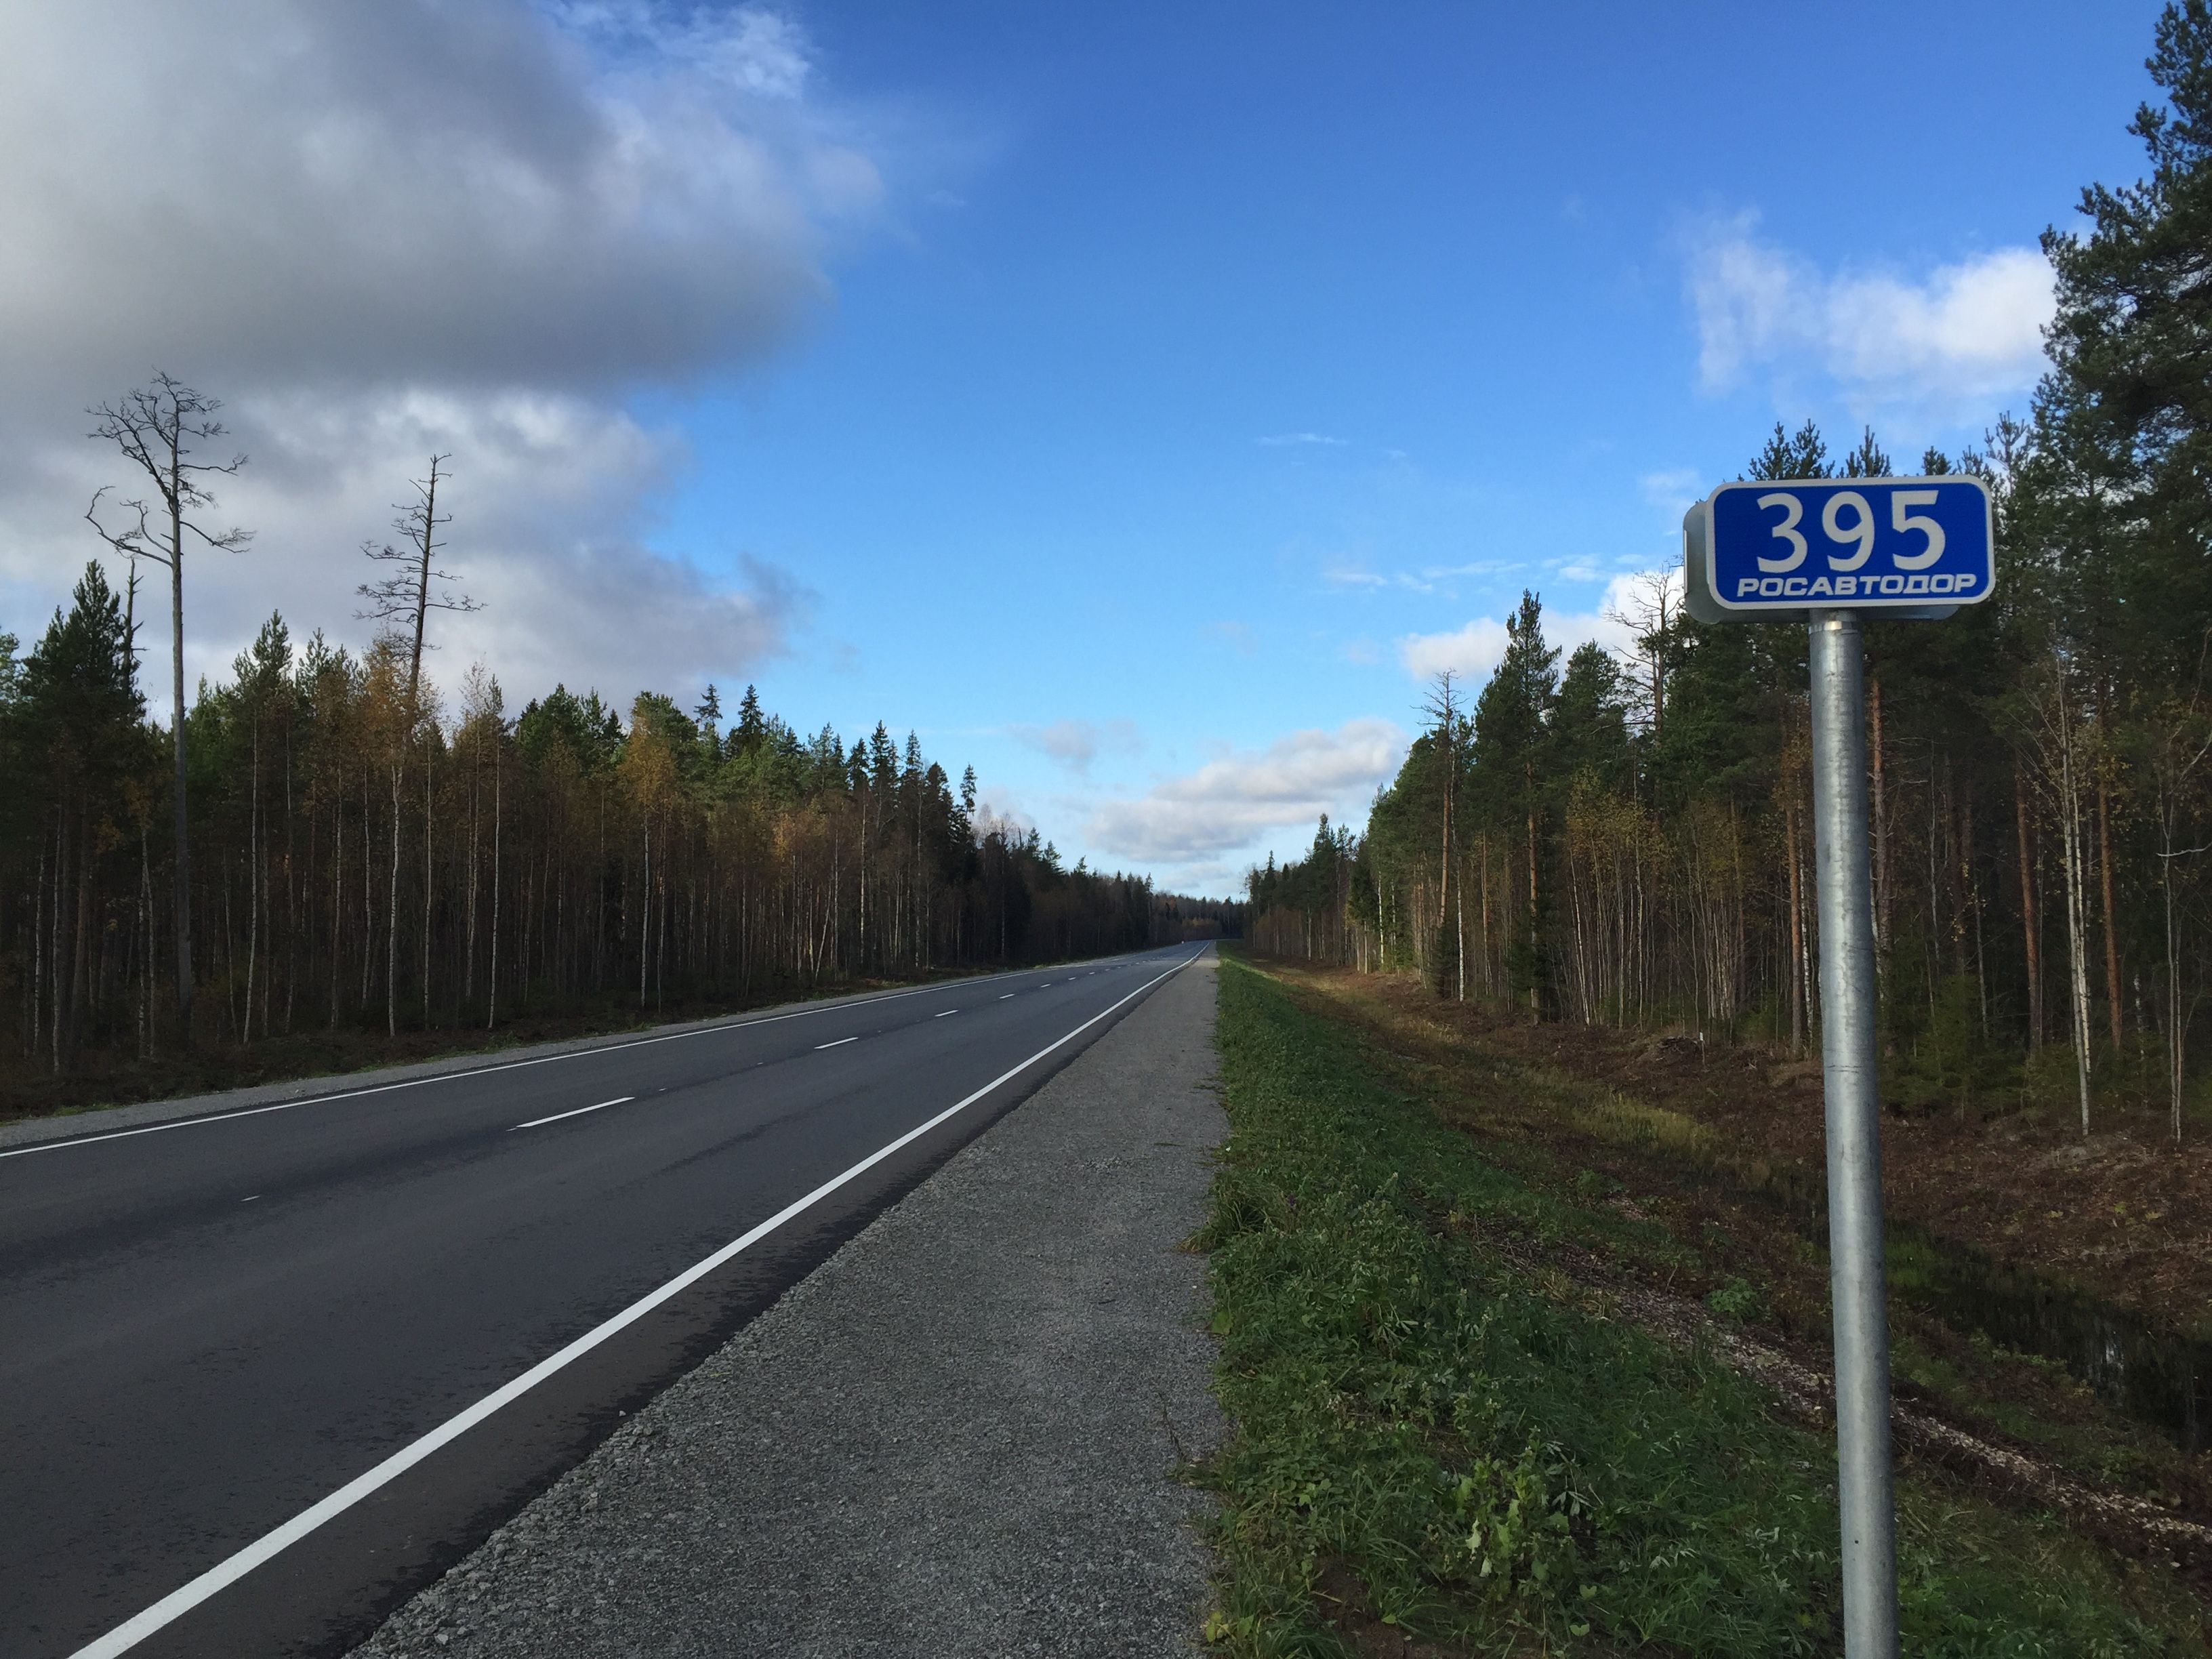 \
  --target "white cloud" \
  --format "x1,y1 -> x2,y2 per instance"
14,386 -> 817,712
1398,567 -> 1685,684
1685,211 -> 2053,418
1257,432 -> 1347,447
0,1 -> 889,717
1639,468 -> 1703,520
1397,617 -> 1511,681
1326,565 -> 1440,594
975,791 -> 1035,843
1008,718 -> 1140,777
1593,565 -> 1685,644
1087,718 -> 1407,867
1551,571 -> 1667,661
1327,556 -> 1517,596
